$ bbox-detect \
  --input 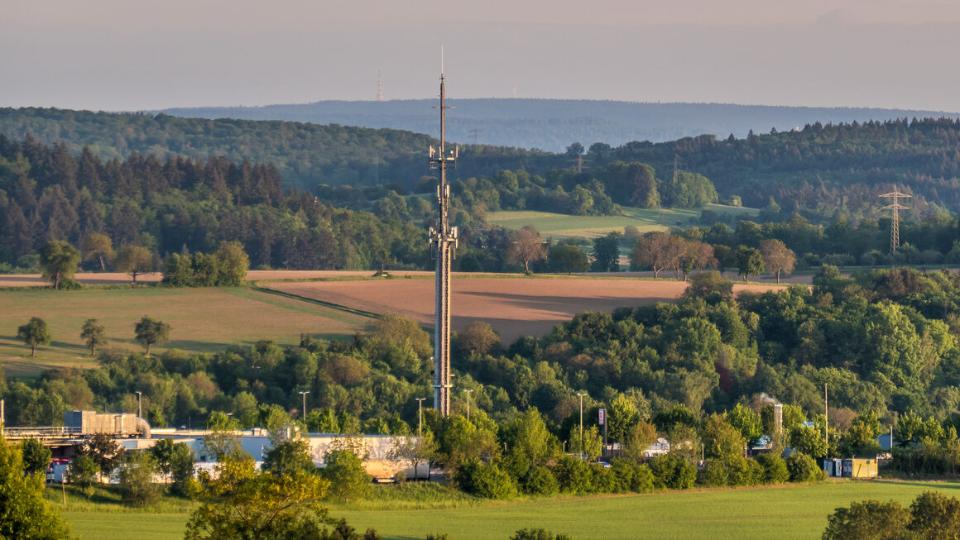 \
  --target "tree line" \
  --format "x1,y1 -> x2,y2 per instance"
0,136 -> 428,270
